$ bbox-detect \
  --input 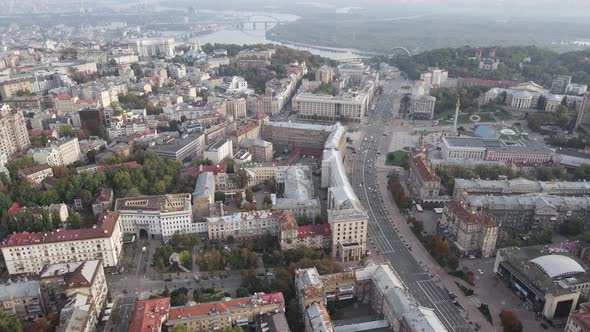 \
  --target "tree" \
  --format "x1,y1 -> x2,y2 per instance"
499,310 -> 523,332
179,250 -> 192,269
245,189 -> 254,203
0,309 -> 22,332
263,193 -> 272,207
234,191 -> 243,208
59,124 -> 74,138
214,191 -> 226,202
235,169 -> 250,188
172,325 -> 188,332
536,95 -> 547,110
66,212 -> 82,230
161,286 -> 170,297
